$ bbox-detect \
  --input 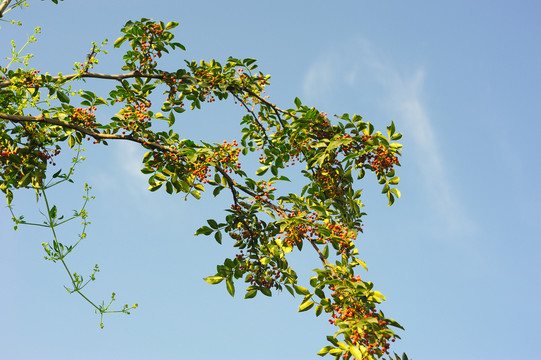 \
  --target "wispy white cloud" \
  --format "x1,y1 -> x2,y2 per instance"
302,38 -> 472,232
89,142 -> 150,200
303,57 -> 337,102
